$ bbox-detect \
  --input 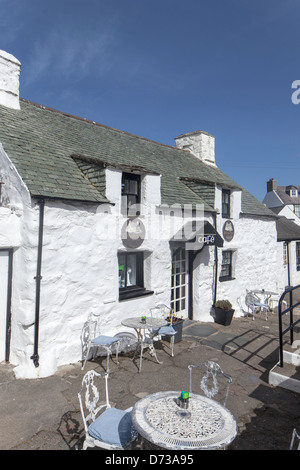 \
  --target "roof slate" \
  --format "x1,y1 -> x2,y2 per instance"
276,217 -> 300,241
0,99 -> 275,217
276,186 -> 300,205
